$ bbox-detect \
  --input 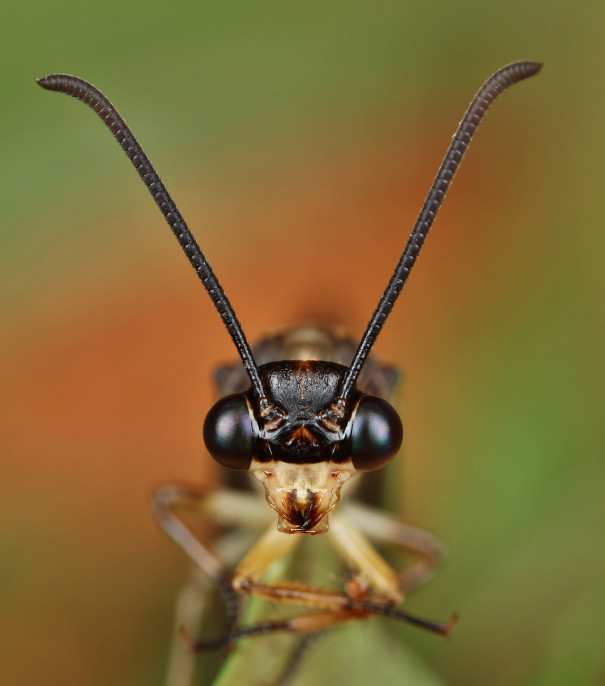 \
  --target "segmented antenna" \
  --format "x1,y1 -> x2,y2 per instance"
339,61 -> 542,400
37,74 -> 266,399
